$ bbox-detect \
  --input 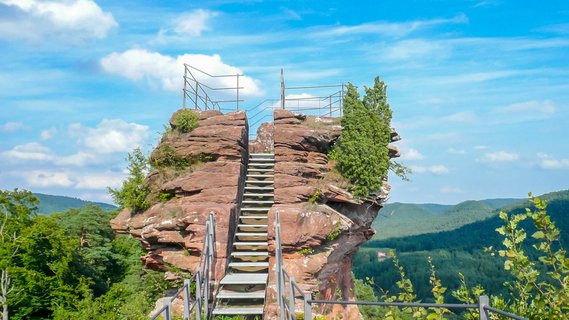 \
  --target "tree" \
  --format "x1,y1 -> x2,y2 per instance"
108,148 -> 150,212
0,189 -> 37,320
330,77 -> 393,197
